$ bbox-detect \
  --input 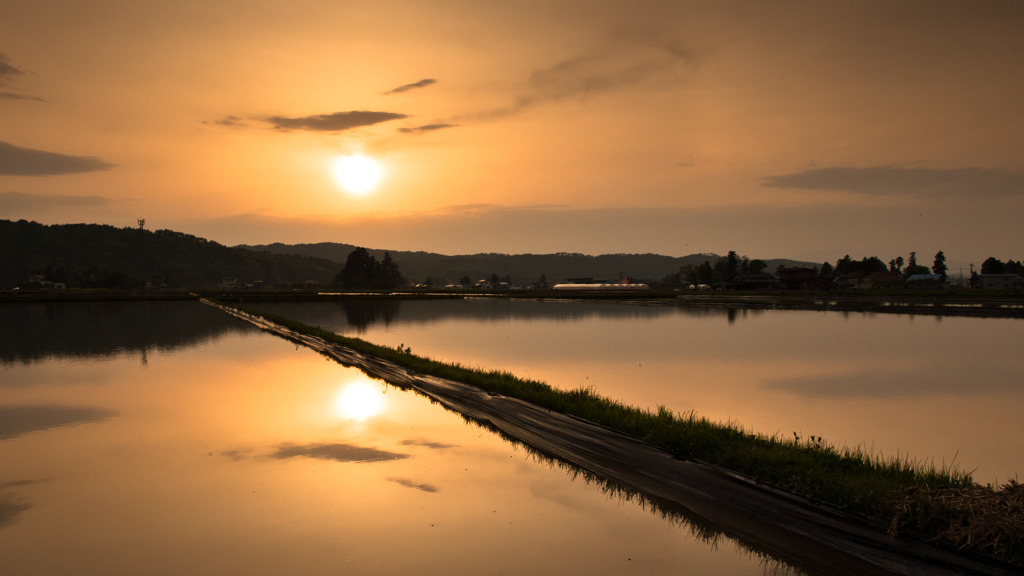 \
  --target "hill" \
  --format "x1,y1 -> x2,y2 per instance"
1,220 -> 818,290
0,220 -> 339,289
240,242 -> 818,287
